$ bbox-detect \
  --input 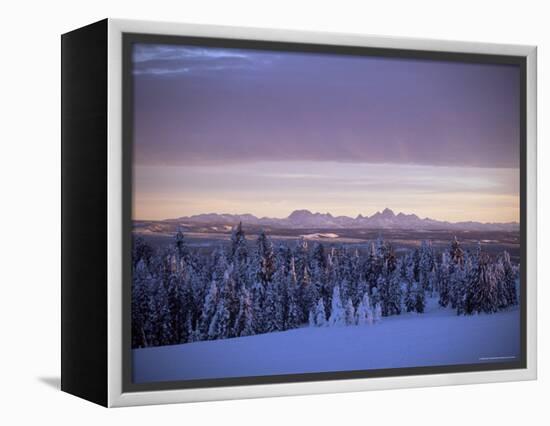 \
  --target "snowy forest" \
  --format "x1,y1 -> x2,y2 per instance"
131,223 -> 519,349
